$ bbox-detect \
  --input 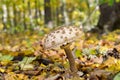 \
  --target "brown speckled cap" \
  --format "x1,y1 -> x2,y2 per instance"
44,26 -> 83,49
